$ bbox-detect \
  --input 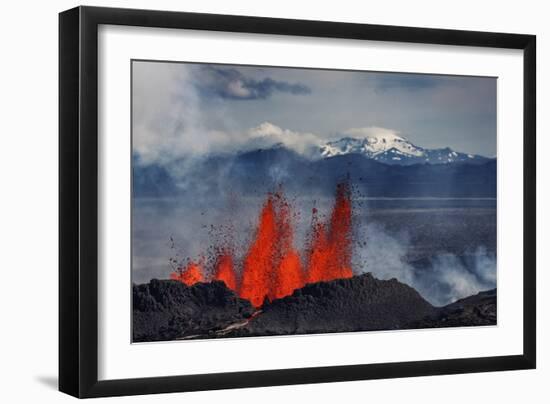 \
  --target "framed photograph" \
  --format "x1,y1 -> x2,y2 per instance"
59,6 -> 536,398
